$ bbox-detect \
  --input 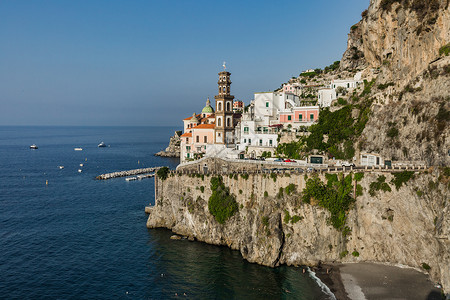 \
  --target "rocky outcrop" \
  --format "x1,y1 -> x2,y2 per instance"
147,168 -> 450,293
155,131 -> 181,158
339,0 -> 450,166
